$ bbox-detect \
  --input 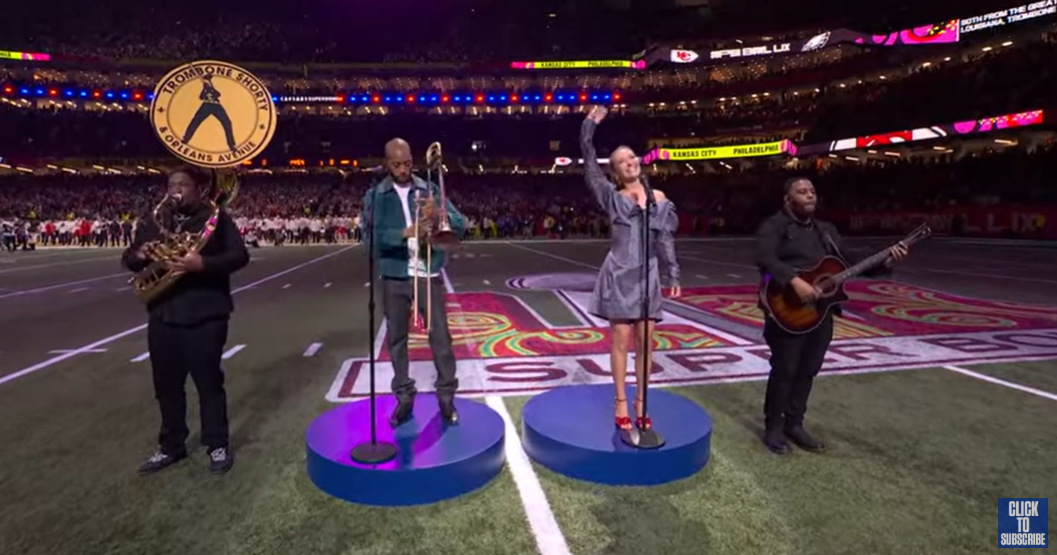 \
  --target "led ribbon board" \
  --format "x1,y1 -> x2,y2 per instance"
0,50 -> 50,61
649,140 -> 792,162
960,1 -> 1056,33
668,1 -> 1057,66
511,60 -> 647,70
797,110 -> 1044,155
